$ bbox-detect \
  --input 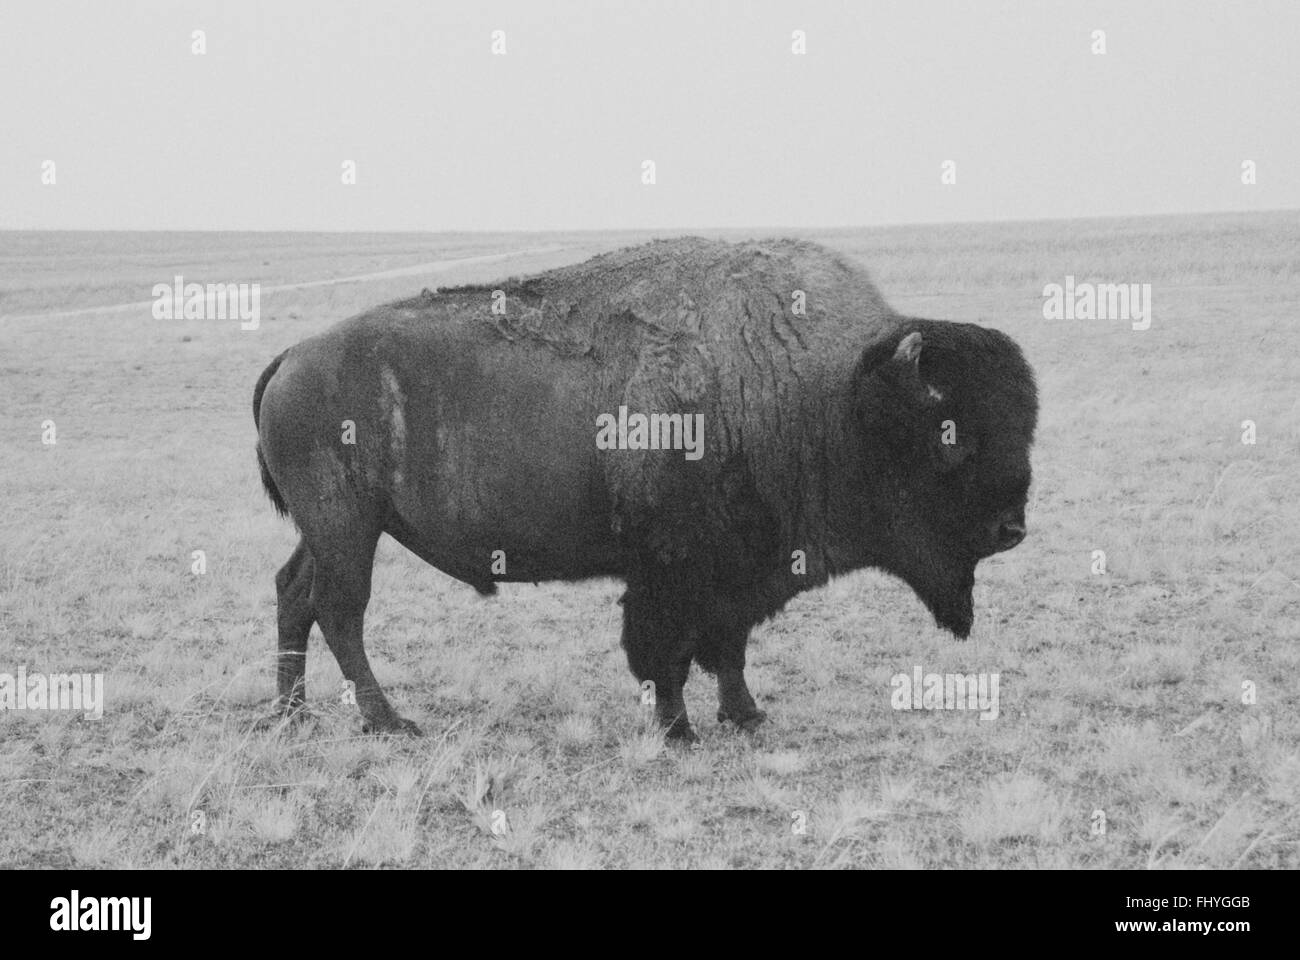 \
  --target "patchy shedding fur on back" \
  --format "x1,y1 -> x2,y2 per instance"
423,238 -> 903,574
